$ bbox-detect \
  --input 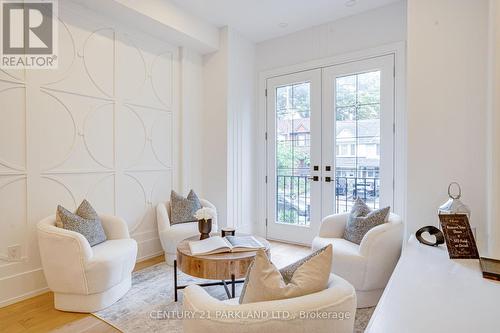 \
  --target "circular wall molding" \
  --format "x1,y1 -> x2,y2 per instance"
151,112 -> 172,167
38,91 -> 77,172
116,173 -> 147,232
116,104 -> 147,169
0,87 -> 26,172
83,103 -> 114,169
151,52 -> 173,108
